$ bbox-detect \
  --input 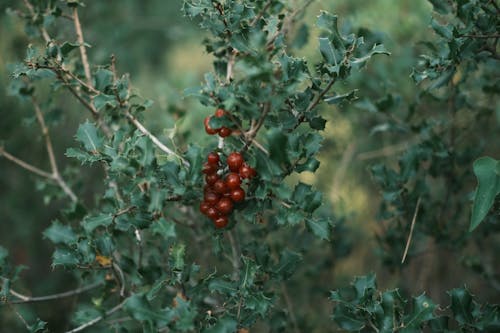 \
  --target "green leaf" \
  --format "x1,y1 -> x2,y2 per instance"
94,69 -> 114,91
170,243 -> 185,271
351,44 -> 390,66
124,294 -> 169,324
75,121 -> 103,153
470,157 -> 500,231
306,217 -> 332,240
448,288 -> 474,325
82,213 -> 113,233
149,218 -> 176,239
60,42 -> 79,56
28,319 -> 47,333
404,294 -> 437,328
274,249 -> 302,280
324,90 -> 358,105
52,248 -> 79,267
203,317 -> 237,333
43,220 -> 77,245
93,94 -> 118,111
0,246 -> 8,266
